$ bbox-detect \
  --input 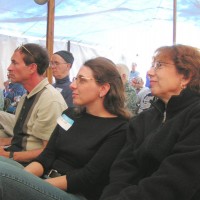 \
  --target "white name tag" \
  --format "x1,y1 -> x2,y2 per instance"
57,114 -> 74,131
